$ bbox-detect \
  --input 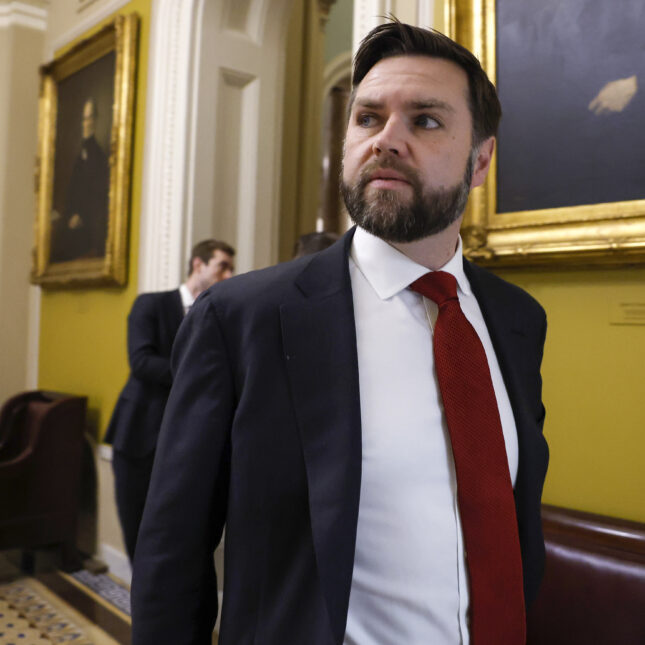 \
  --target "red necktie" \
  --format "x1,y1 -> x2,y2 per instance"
410,271 -> 526,645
